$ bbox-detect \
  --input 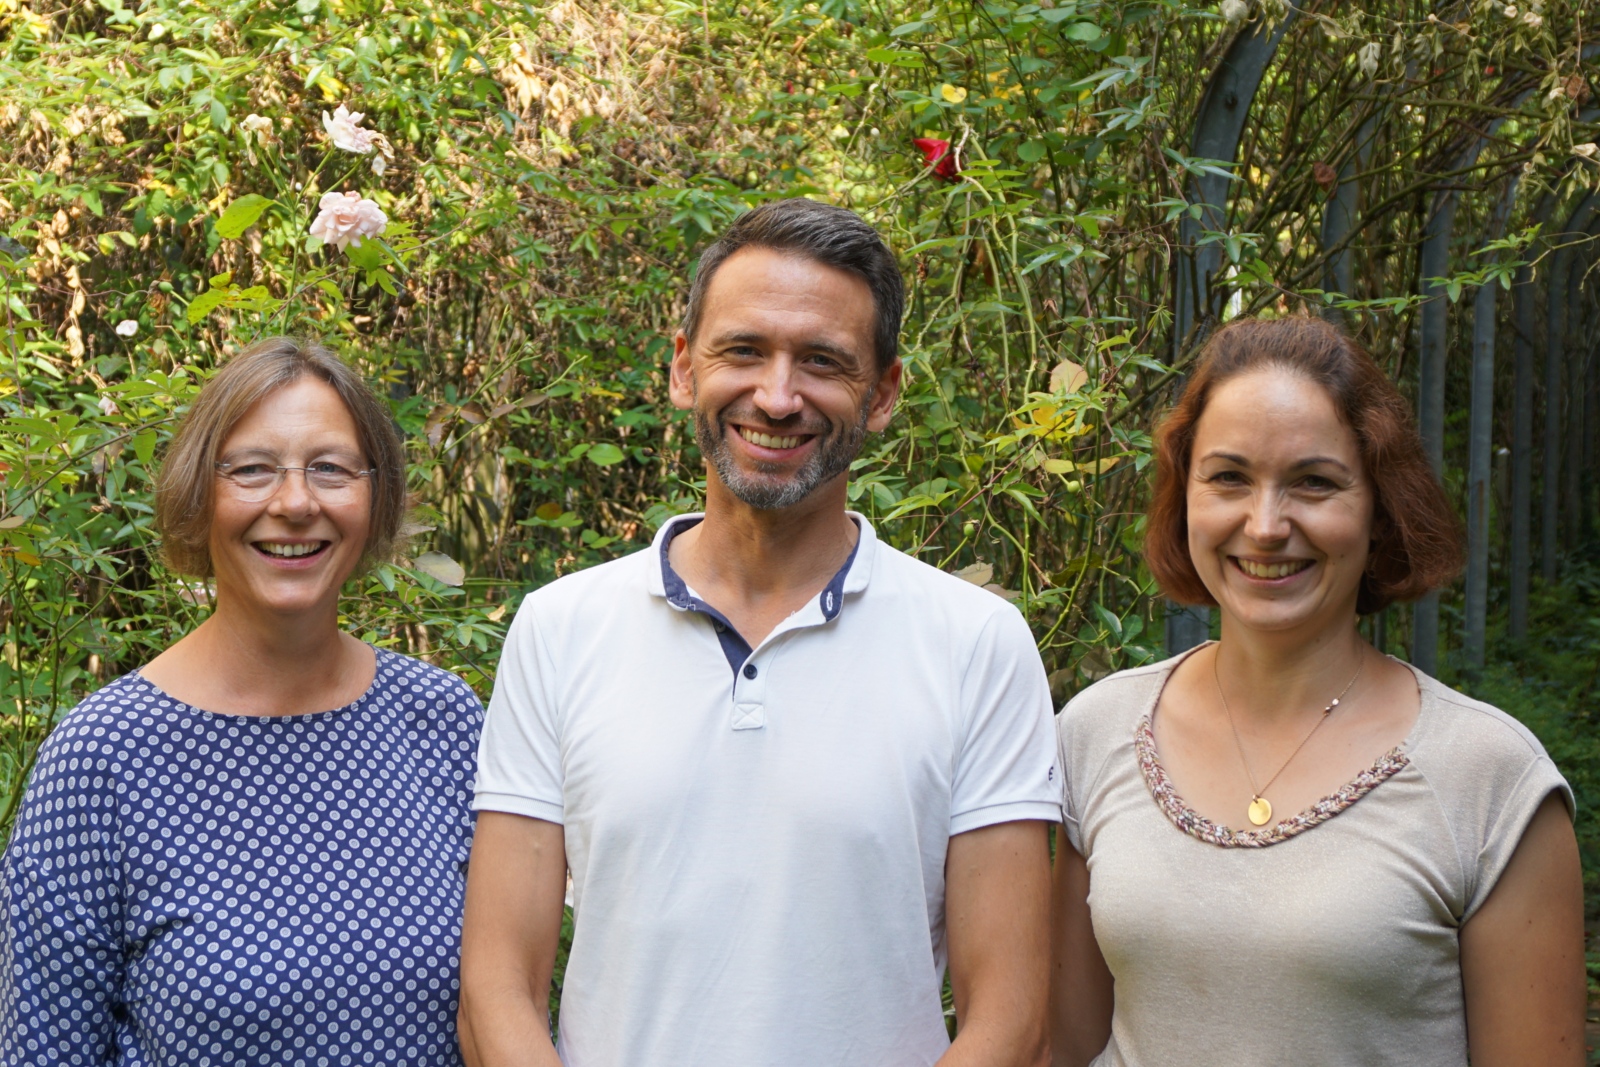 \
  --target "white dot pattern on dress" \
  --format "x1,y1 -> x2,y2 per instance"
0,649 -> 483,1065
